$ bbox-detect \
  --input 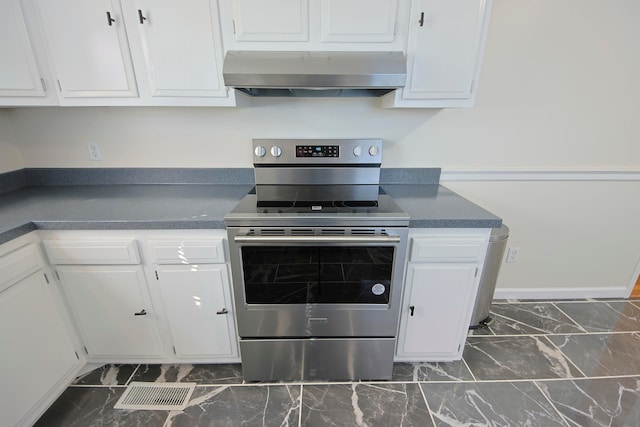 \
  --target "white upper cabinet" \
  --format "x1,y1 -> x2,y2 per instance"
0,0 -> 58,105
30,0 -> 237,106
219,0 -> 408,51
0,0 -> 44,97
232,0 -> 309,41
5,0 -> 491,107
383,0 -> 492,108
123,0 -> 229,99
320,0 -> 398,43
34,0 -> 138,99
